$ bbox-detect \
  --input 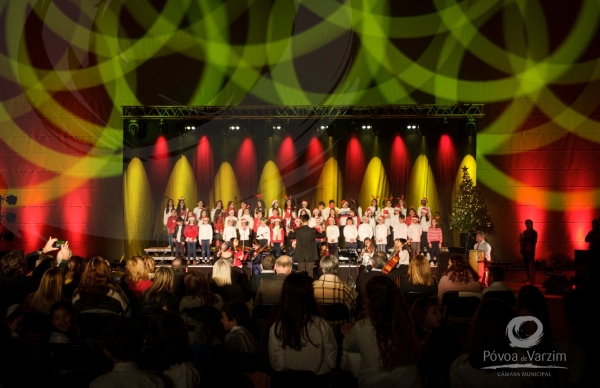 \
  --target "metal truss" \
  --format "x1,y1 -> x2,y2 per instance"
122,104 -> 484,120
